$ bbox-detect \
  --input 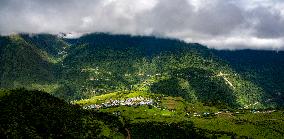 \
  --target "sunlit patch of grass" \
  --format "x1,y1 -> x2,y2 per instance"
75,92 -> 119,105
160,110 -> 173,116
190,111 -> 284,139
75,91 -> 157,105
126,91 -> 150,98
186,102 -> 219,113
160,96 -> 186,112
31,83 -> 60,93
